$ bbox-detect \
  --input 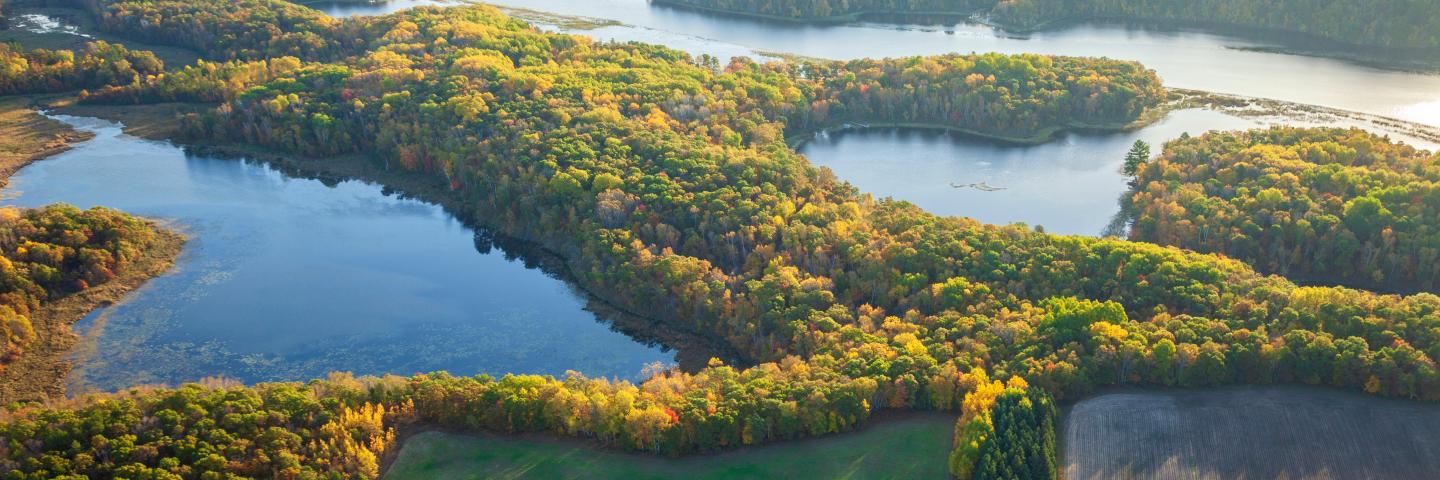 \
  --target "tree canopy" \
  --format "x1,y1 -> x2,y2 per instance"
0,2 -> 1437,479
1124,127 -> 1440,293
658,0 -> 1440,50
0,205 -> 168,370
